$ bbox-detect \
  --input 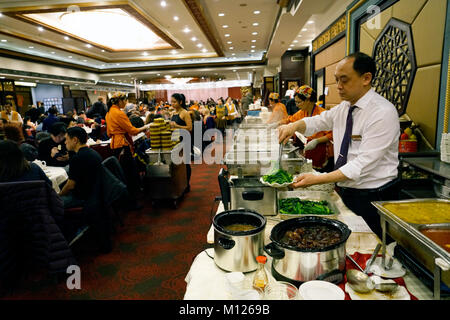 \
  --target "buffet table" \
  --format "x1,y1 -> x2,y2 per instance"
184,191 -> 438,300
